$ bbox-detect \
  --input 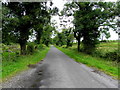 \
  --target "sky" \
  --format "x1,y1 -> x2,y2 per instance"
51,0 -> 118,40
